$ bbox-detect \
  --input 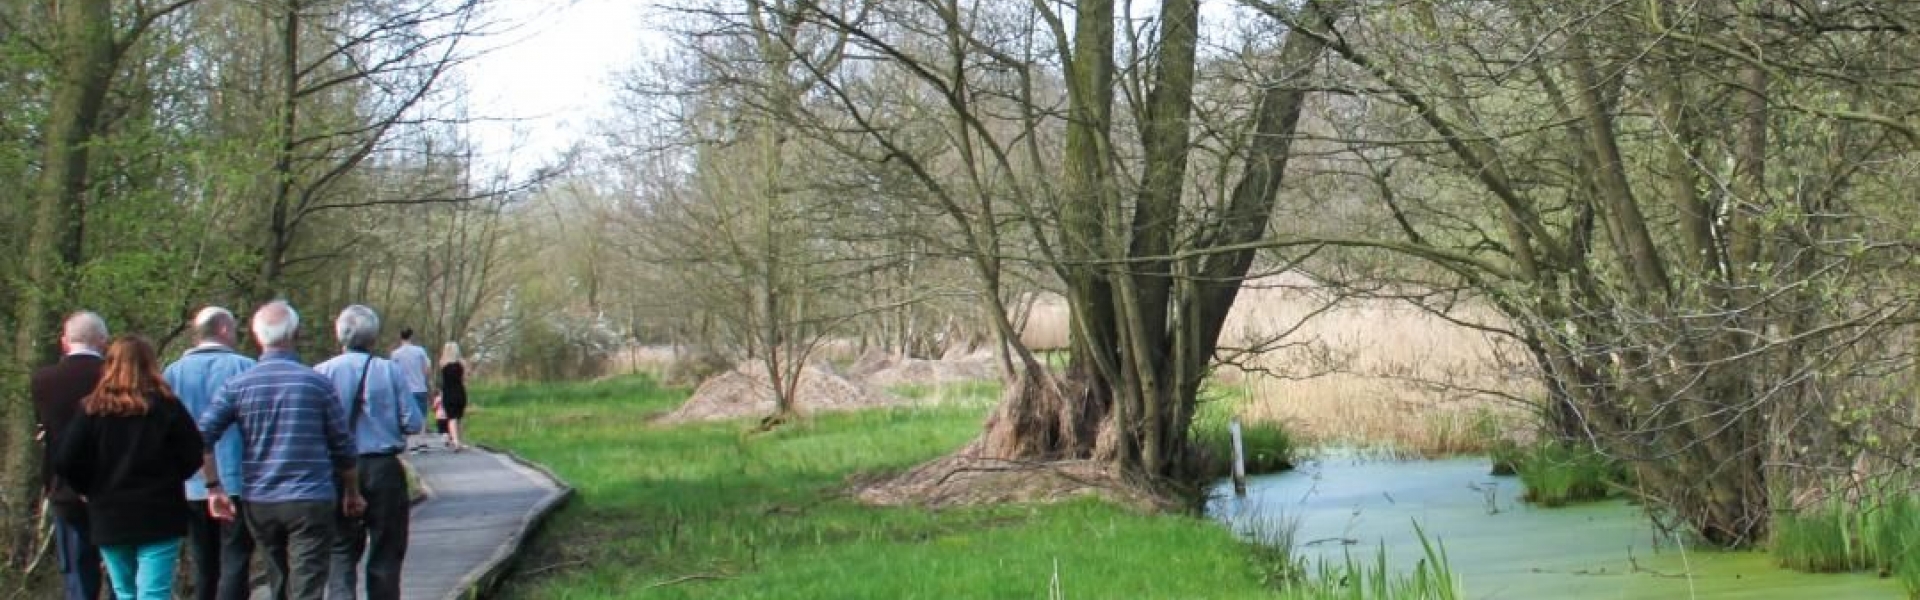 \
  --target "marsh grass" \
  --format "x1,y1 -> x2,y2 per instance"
478,375 -> 1291,599
1279,523 -> 1463,600
1209,281 -> 1535,456
1193,385 -> 1298,478
1772,484 -> 1920,593
1513,442 -> 1620,507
